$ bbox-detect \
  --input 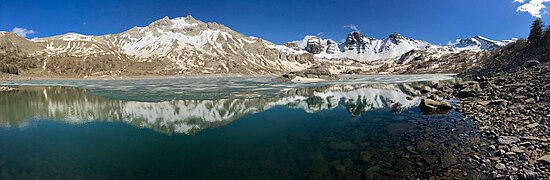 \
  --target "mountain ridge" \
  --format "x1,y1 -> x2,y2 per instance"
0,15 -> 517,76
287,32 -> 515,62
